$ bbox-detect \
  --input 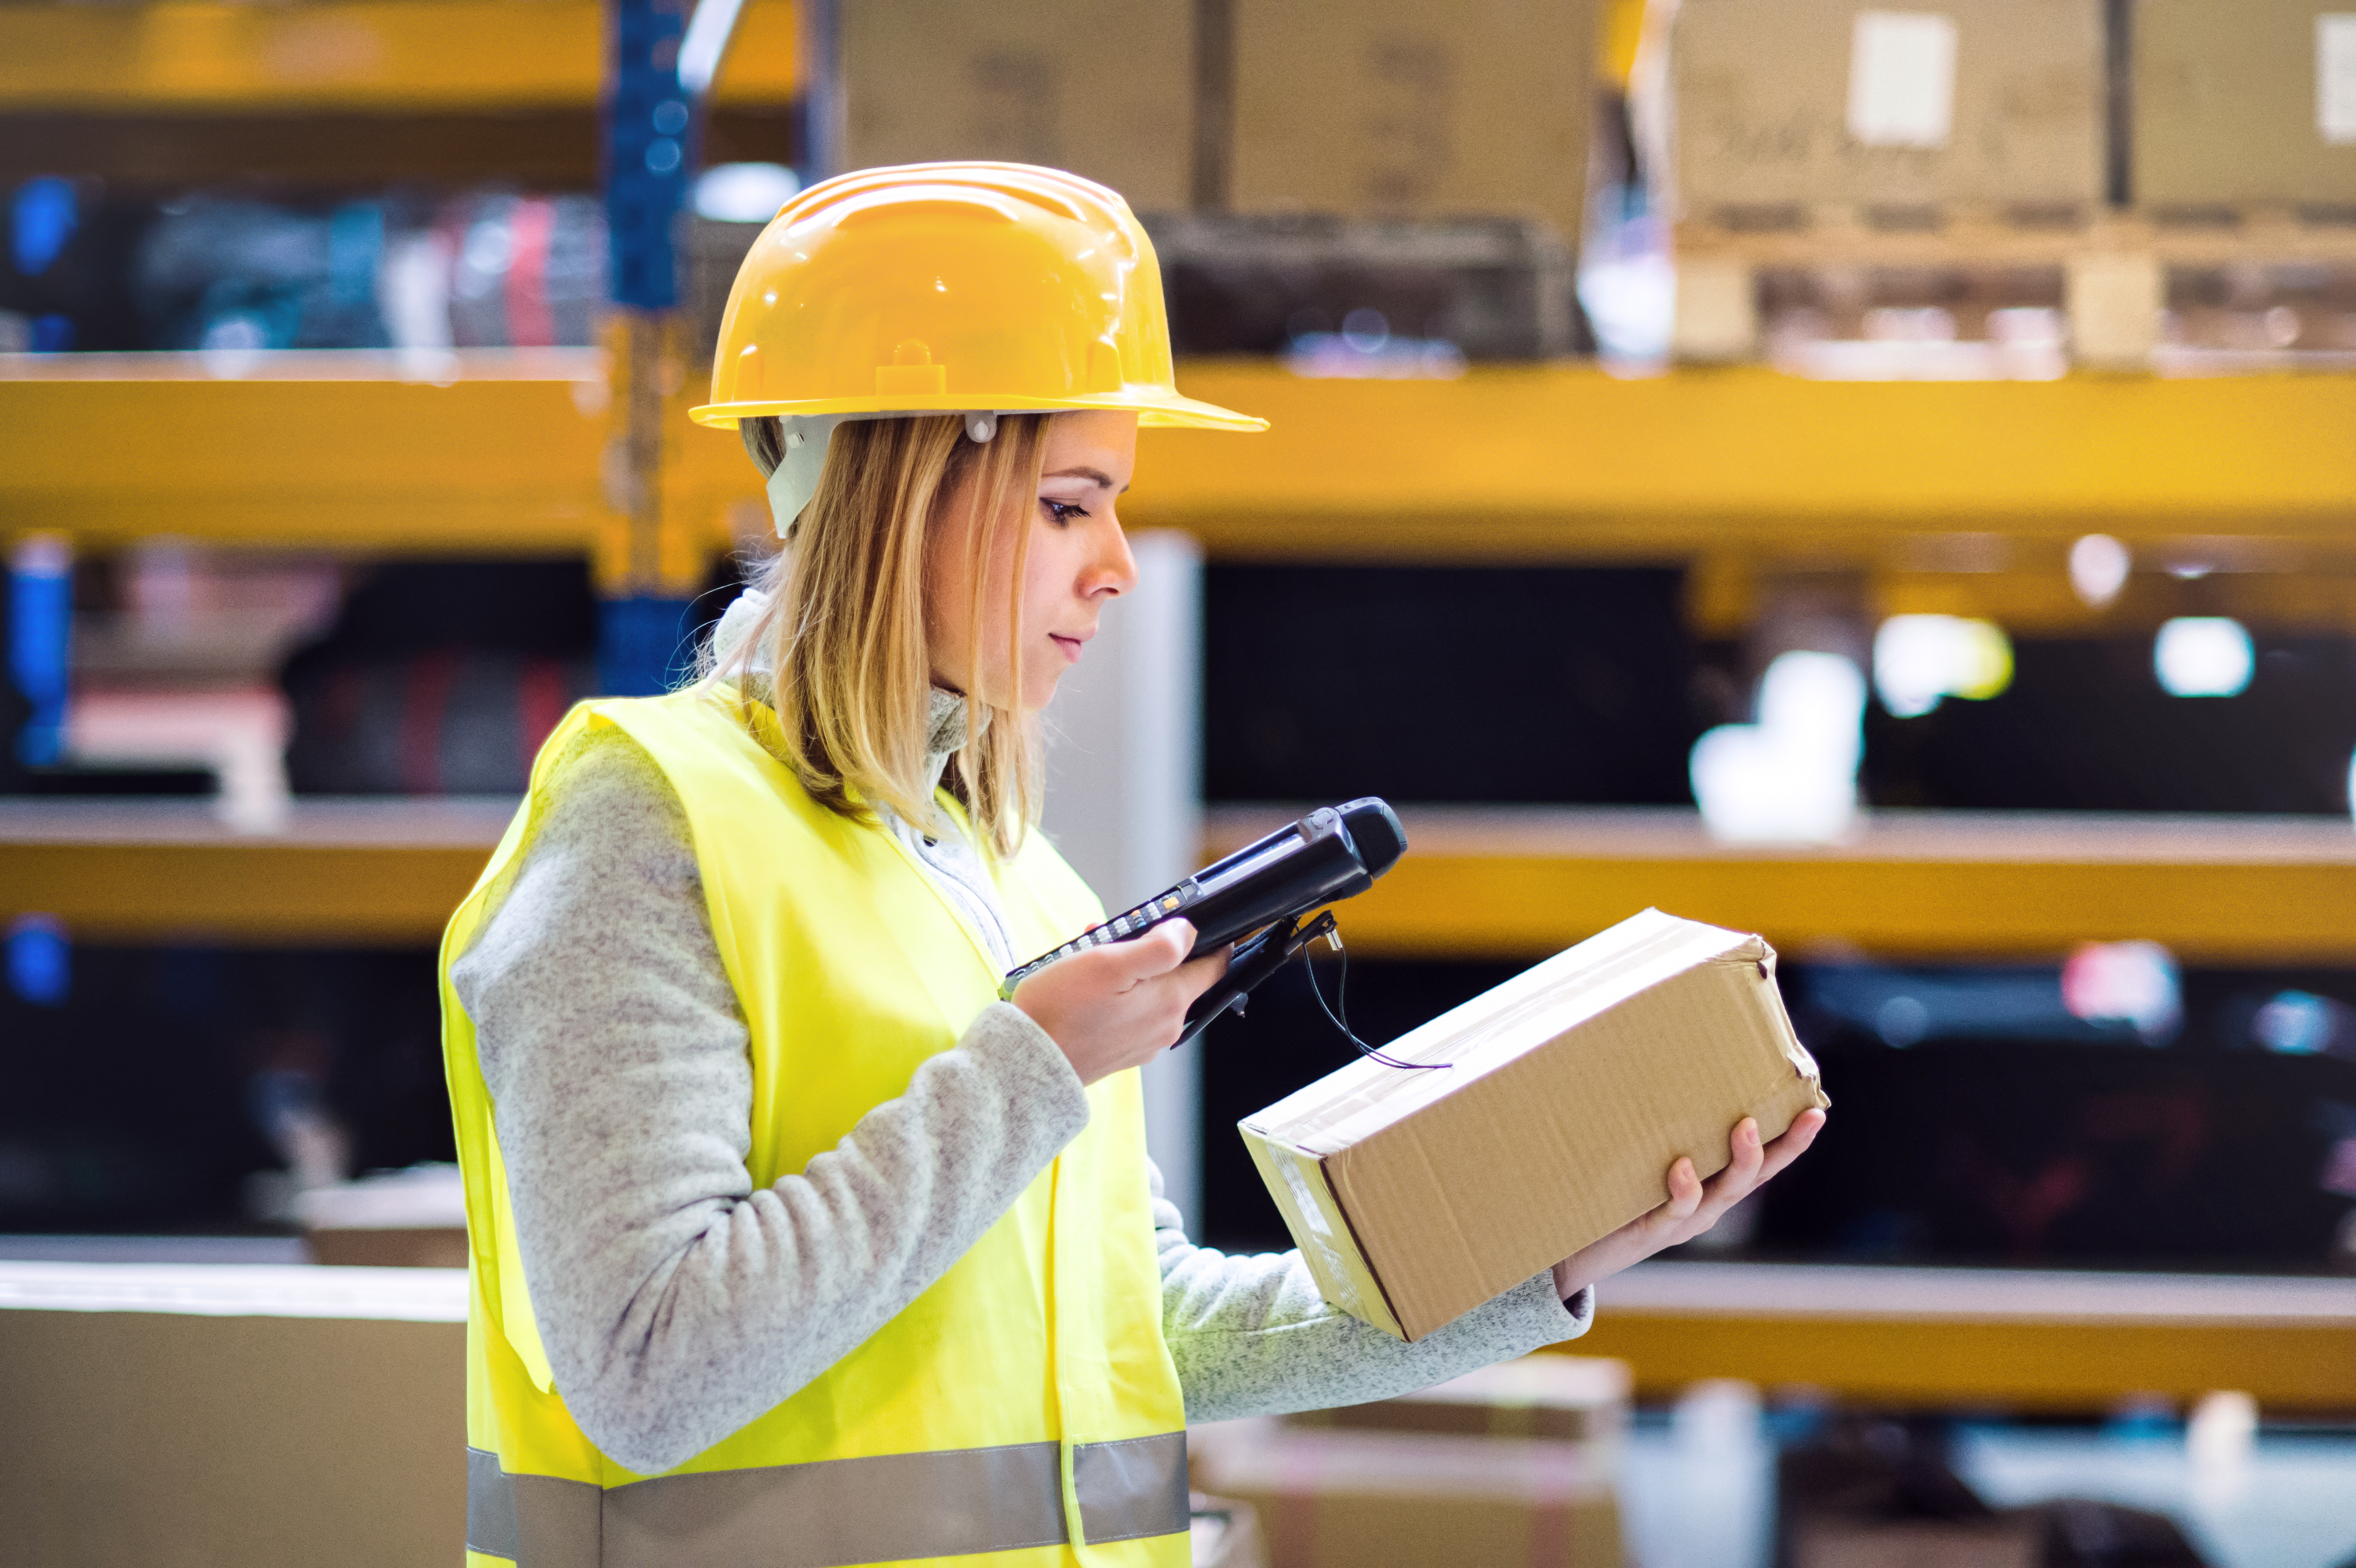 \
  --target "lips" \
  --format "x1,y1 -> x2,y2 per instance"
1049,634 -> 1085,663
